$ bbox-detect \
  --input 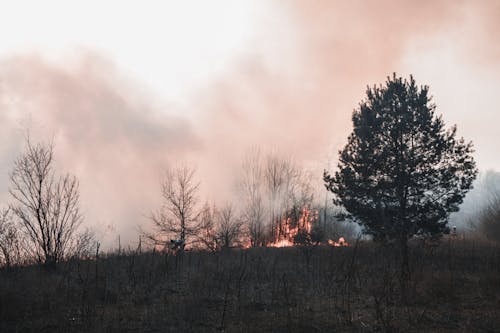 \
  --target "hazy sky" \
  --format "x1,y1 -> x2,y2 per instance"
0,0 -> 499,246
